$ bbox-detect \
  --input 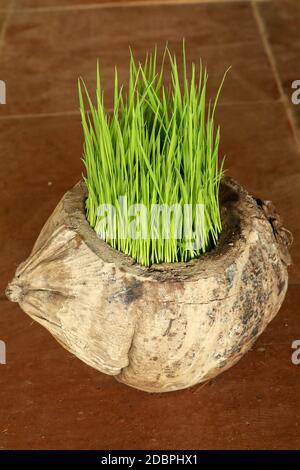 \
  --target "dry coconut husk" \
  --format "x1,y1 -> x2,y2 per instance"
6,177 -> 292,393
